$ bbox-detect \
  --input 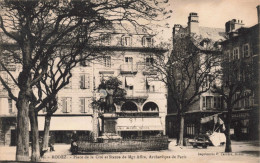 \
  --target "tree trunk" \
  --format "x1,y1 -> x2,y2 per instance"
178,115 -> 185,146
225,106 -> 232,152
176,112 -> 180,144
29,104 -> 40,162
15,95 -> 30,161
42,115 -> 51,151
